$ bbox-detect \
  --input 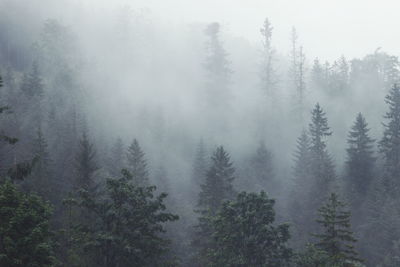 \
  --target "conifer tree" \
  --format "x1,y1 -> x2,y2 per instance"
21,61 -> 44,98
192,146 -> 236,266
260,18 -> 277,97
191,139 -> 207,189
108,137 -> 125,177
74,132 -> 98,193
345,113 -> 375,201
27,126 -> 54,200
126,138 -> 149,186
248,141 -> 274,192
211,191 -> 292,266
309,103 -> 335,198
314,193 -> 362,265
379,84 -> 400,194
198,146 -> 235,214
